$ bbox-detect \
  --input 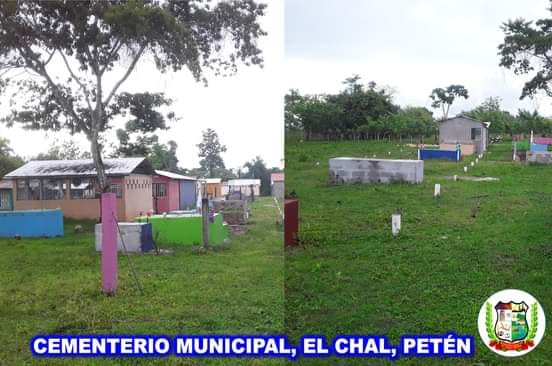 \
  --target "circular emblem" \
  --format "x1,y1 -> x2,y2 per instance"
478,289 -> 545,357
